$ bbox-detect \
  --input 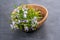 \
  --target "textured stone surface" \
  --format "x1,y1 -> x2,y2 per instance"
0,0 -> 60,40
